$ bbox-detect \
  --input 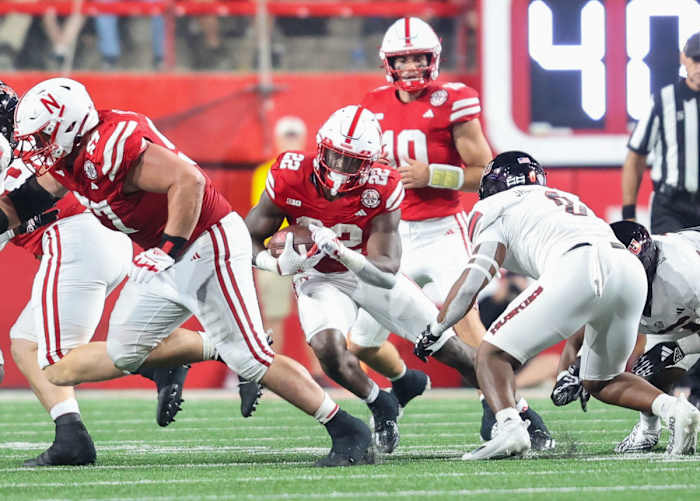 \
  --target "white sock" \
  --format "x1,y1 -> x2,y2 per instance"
364,381 -> 380,403
313,393 -> 339,424
388,363 -> 407,382
651,393 -> 676,421
495,407 -> 520,425
49,399 -> 80,421
515,397 -> 528,413
479,393 -> 485,402
640,411 -> 661,431
198,331 -> 217,361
